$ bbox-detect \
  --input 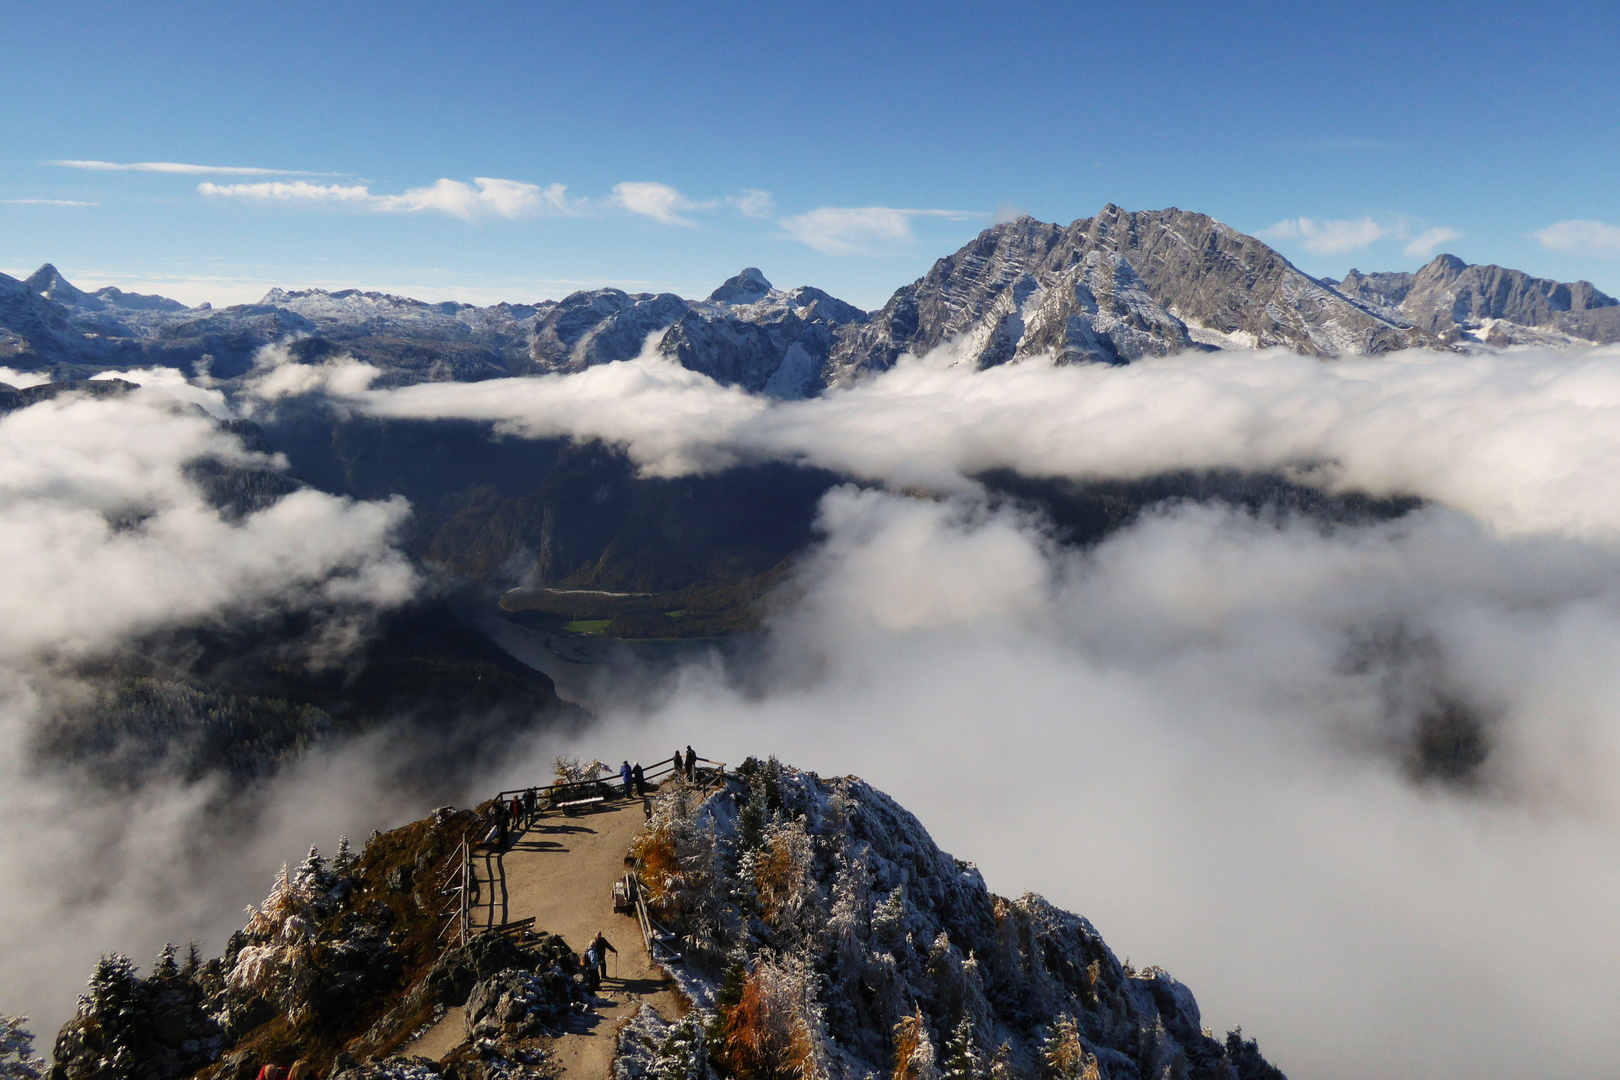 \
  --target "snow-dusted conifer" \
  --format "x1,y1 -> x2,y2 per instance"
941,1015 -> 983,1080
183,941 -> 202,978
154,942 -> 178,981
81,954 -> 148,1078
651,1014 -> 710,1080
333,834 -> 357,877
293,844 -> 326,891
0,1015 -> 45,1080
